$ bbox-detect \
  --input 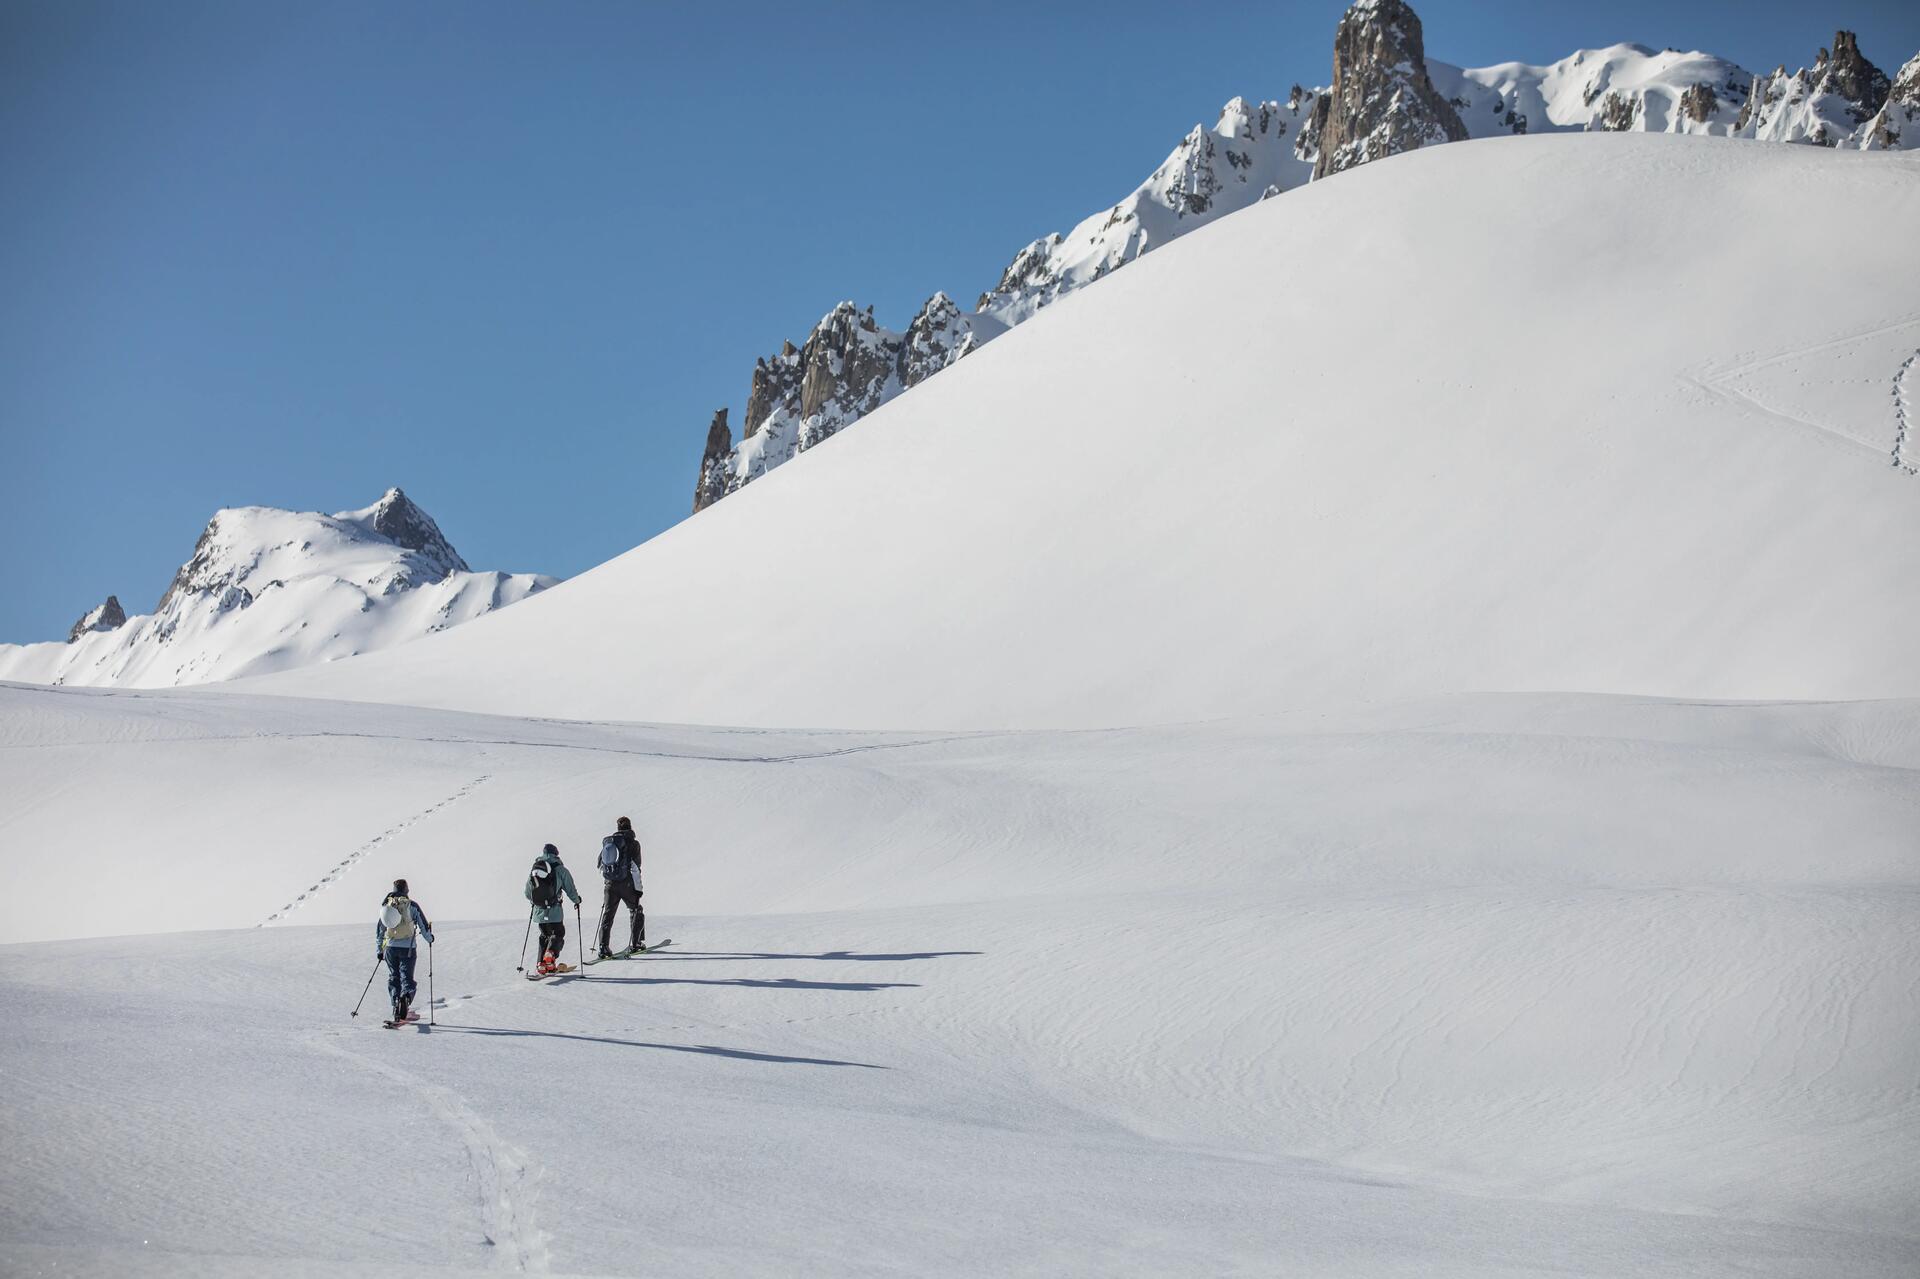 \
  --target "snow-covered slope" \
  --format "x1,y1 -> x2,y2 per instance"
2,682 -> 1915,1274
257,136 -> 1920,727
694,92 -> 1321,508
1431,45 -> 1756,137
0,488 -> 553,688
693,3 -> 1920,508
